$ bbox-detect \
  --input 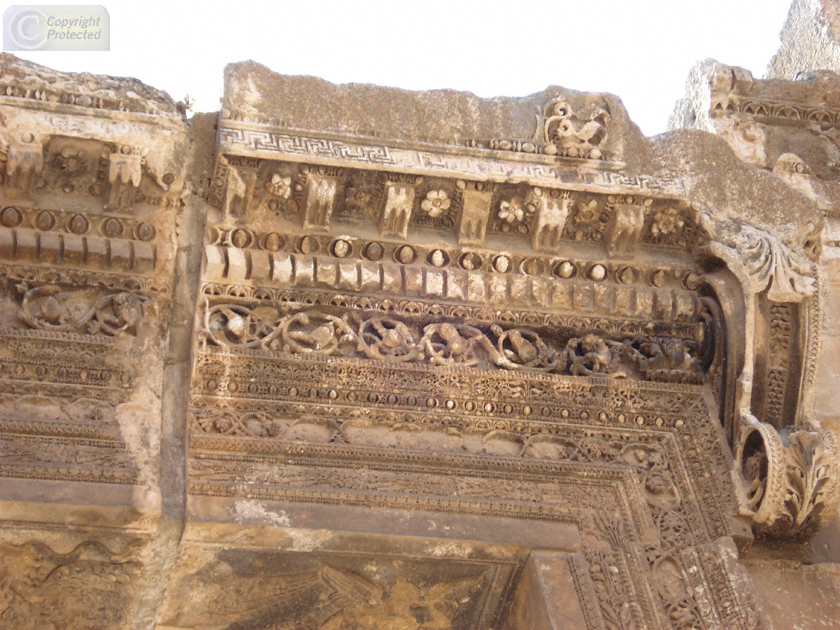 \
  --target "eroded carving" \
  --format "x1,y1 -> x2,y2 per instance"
106,149 -> 143,210
605,196 -> 650,258
703,217 -> 816,302
319,566 -> 485,630
738,417 -> 840,537
303,174 -> 338,230
541,97 -> 610,159
202,305 -> 708,383
223,163 -> 257,220
5,140 -> 44,195
529,188 -> 571,252
0,540 -> 139,630
380,181 -> 416,239
12,283 -> 147,336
